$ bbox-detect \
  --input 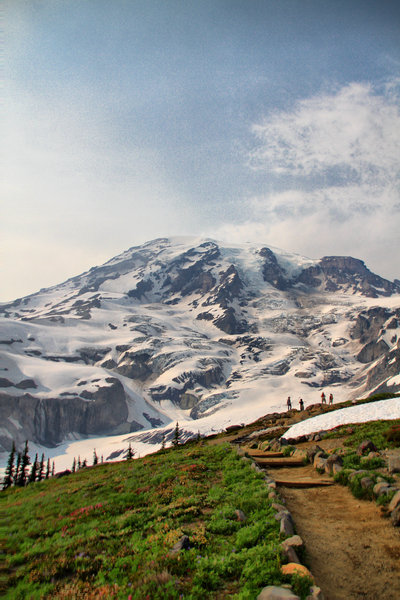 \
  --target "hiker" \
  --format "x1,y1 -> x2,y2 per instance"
287,396 -> 292,411
321,392 -> 326,404
329,393 -> 333,405
299,398 -> 304,411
